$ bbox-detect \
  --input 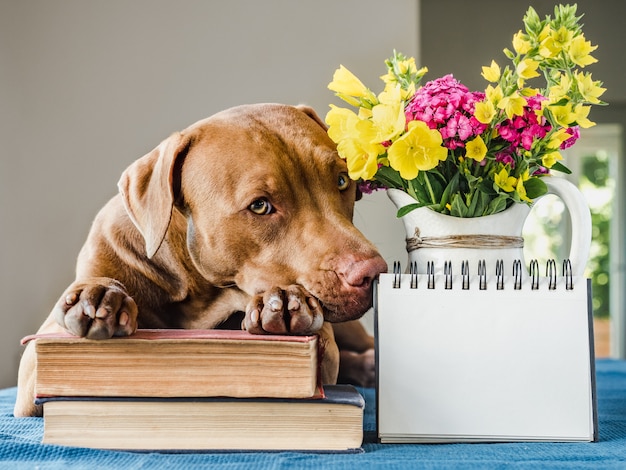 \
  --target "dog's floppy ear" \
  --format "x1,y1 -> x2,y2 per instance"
118,132 -> 190,259
296,105 -> 328,132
